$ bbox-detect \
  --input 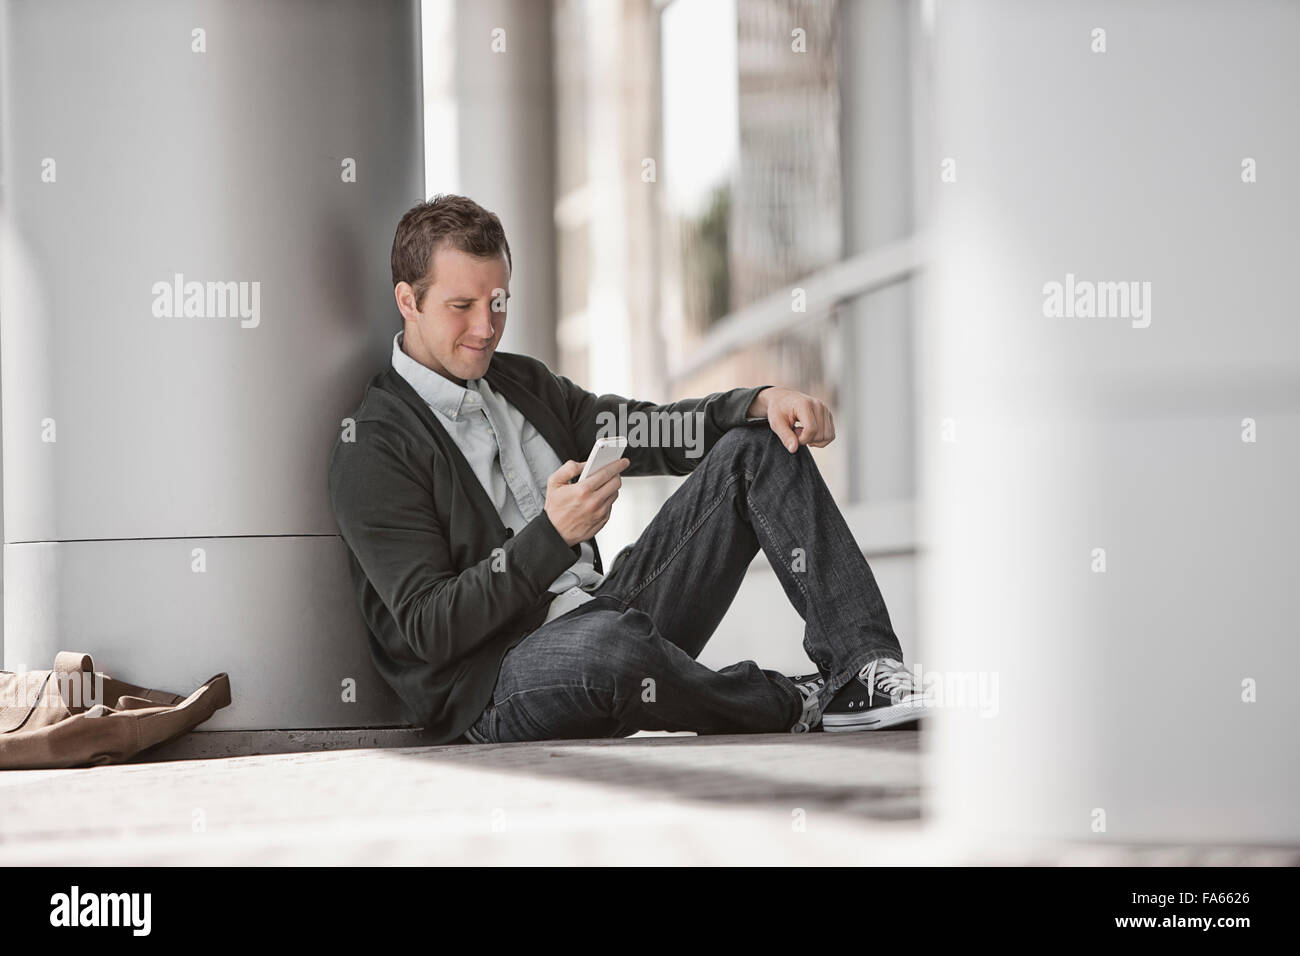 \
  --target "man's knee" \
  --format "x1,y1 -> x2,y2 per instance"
713,423 -> 770,456
712,423 -> 809,467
